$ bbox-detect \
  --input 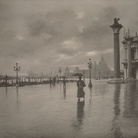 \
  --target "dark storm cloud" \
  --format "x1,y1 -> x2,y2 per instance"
0,0 -> 138,74
26,8 -> 80,58
27,9 -> 78,40
58,48 -> 77,56
26,5 -> 118,56
78,6 -> 118,51
0,0 -> 12,12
